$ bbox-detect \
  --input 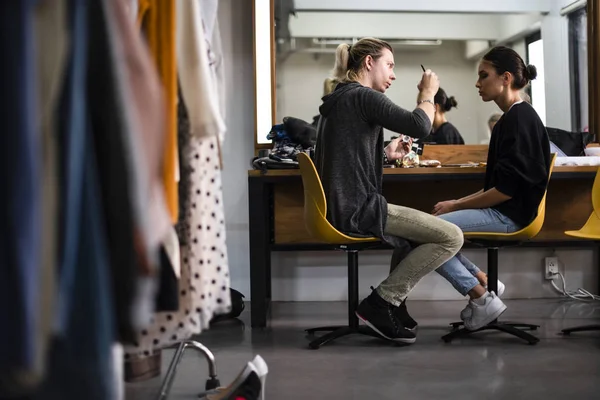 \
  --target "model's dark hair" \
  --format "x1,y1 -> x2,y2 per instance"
482,45 -> 537,90
434,88 -> 457,112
